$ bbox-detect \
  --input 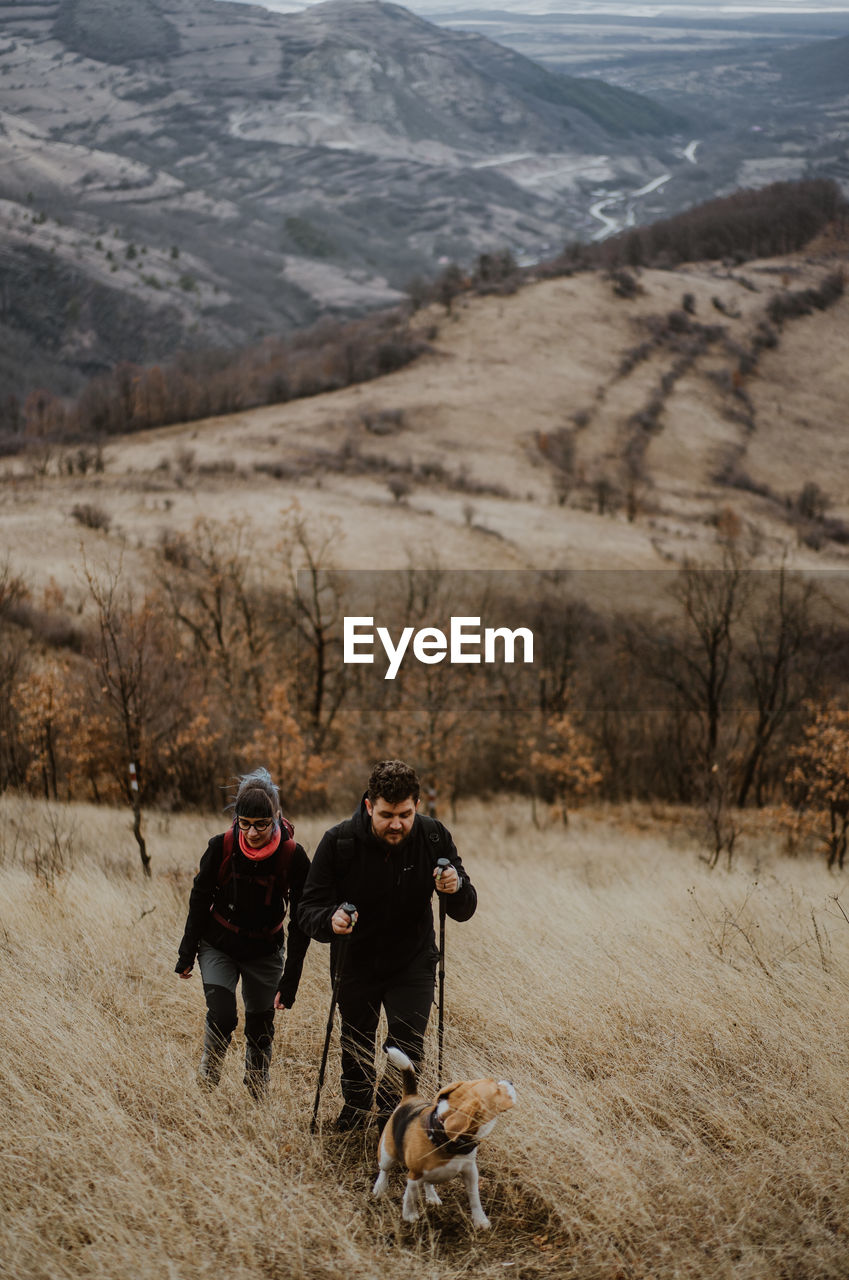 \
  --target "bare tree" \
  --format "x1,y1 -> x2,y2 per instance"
736,566 -> 827,806
157,518 -> 272,706
289,516 -> 348,752
700,760 -> 740,870
654,553 -> 749,768
83,557 -> 185,876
